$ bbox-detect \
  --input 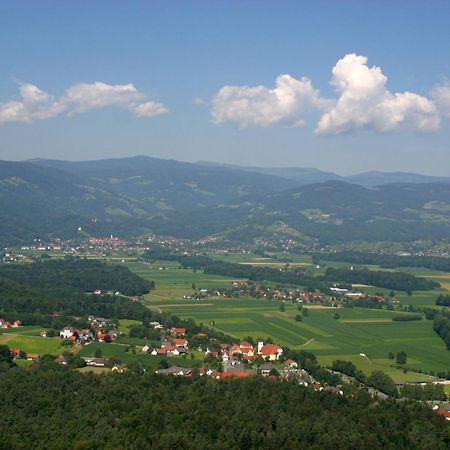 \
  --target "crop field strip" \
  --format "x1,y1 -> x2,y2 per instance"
124,256 -> 450,381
